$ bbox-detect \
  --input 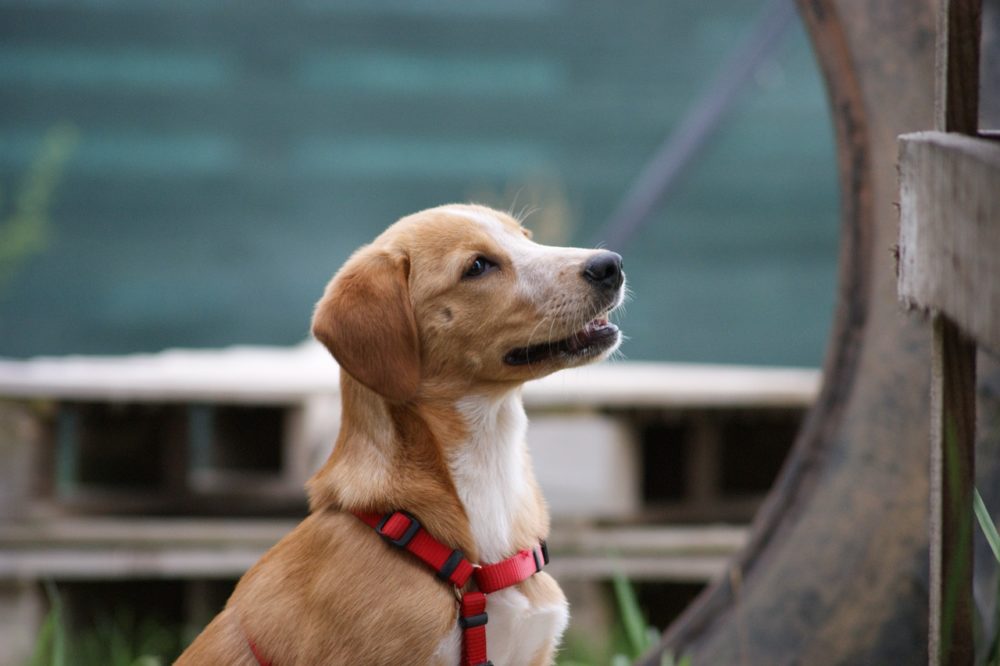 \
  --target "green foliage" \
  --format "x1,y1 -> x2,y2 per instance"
29,582 -> 66,666
974,487 -> 1000,666
27,583 -> 178,666
612,571 -> 653,658
559,574 -> 690,666
0,123 -> 78,292
975,488 -> 1000,565
941,420 -> 976,659
72,609 -> 176,666
661,653 -> 693,666
611,573 -> 691,666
